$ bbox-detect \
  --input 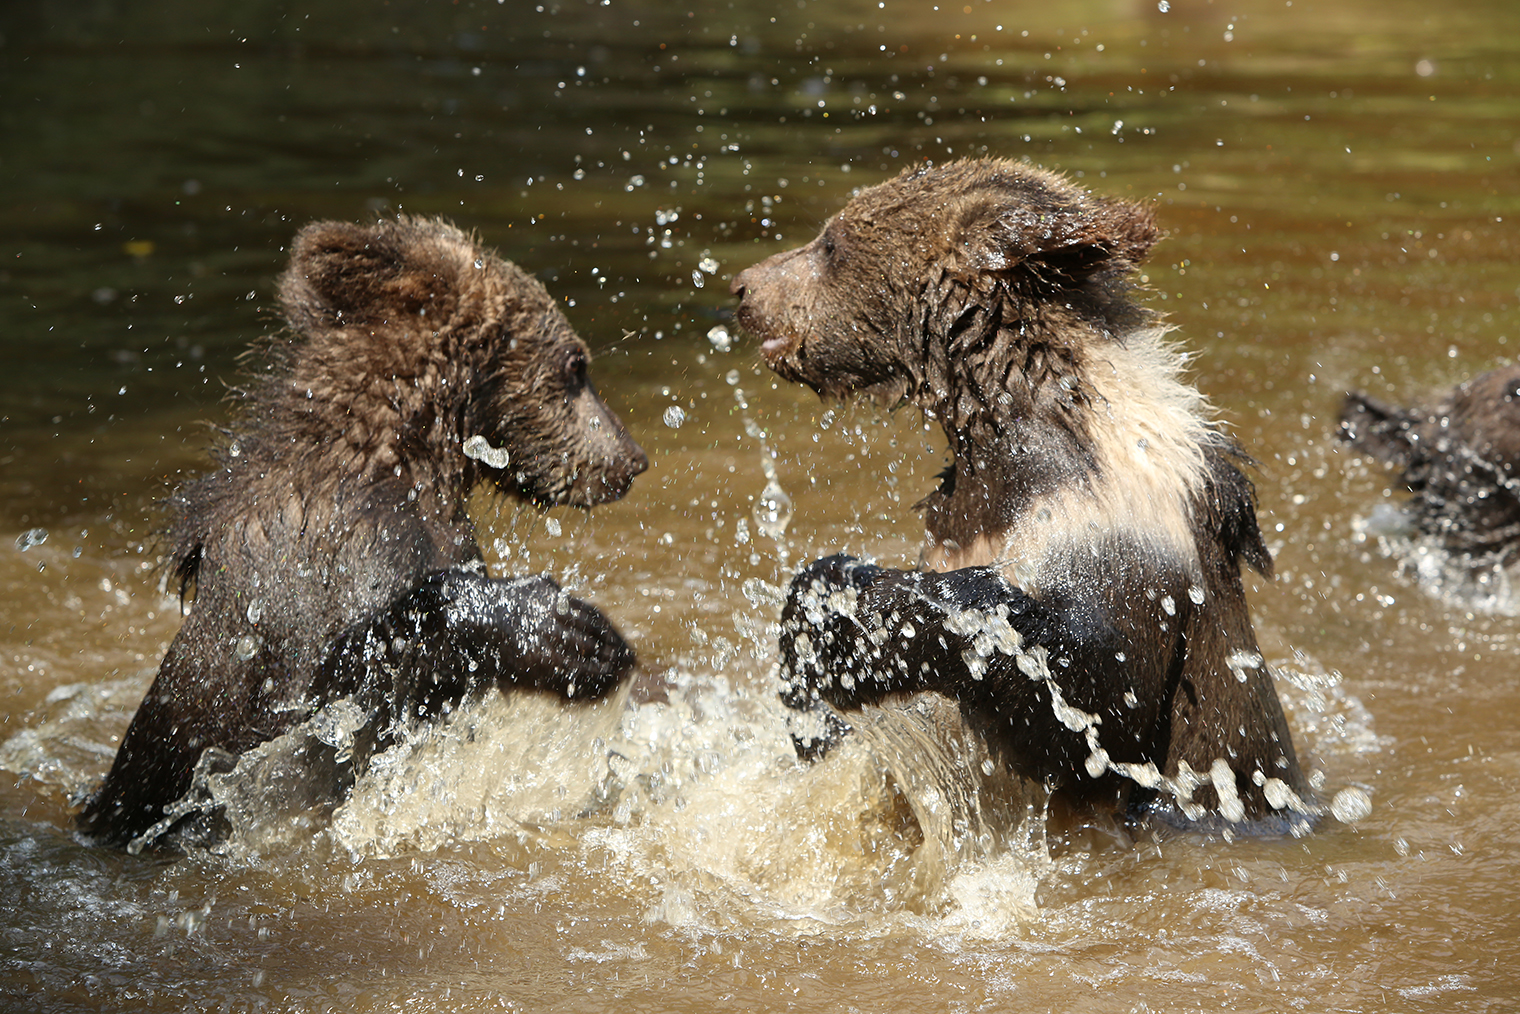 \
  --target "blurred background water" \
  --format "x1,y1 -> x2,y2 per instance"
3,1 -> 1519,1010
